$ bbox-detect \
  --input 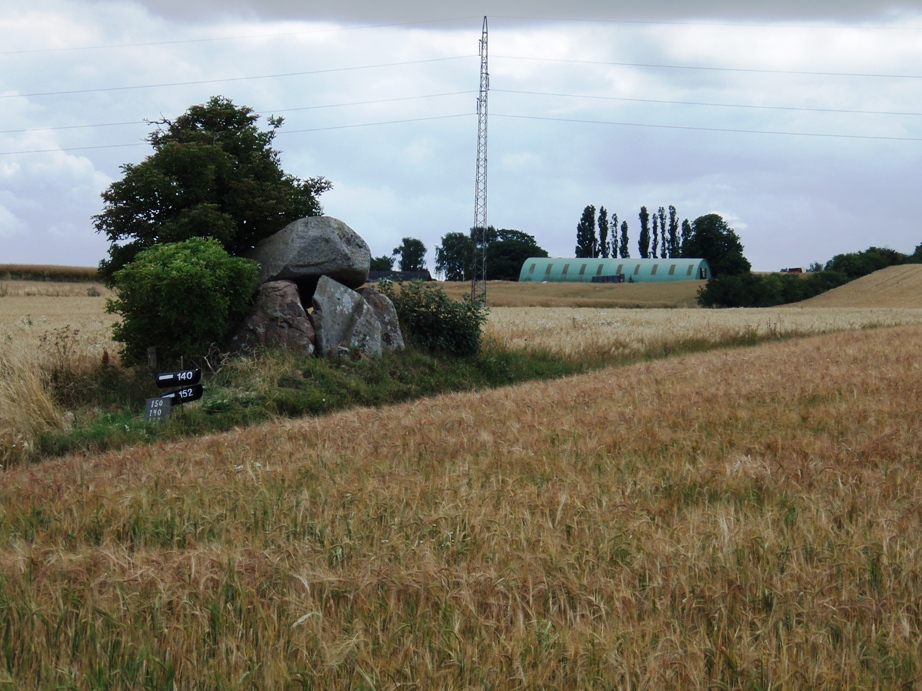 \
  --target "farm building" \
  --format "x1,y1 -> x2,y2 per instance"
518,257 -> 712,283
